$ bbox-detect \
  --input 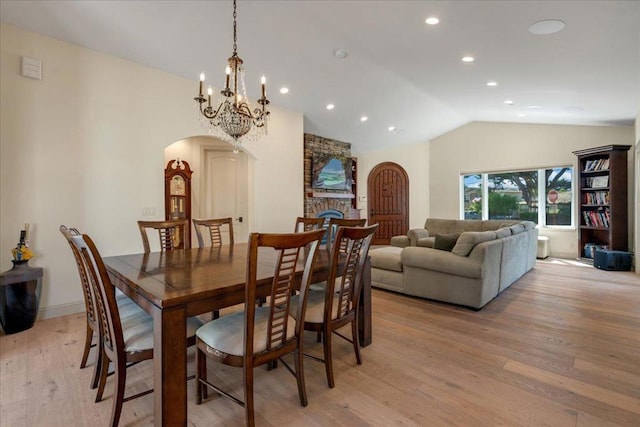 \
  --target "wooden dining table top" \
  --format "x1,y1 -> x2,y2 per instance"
103,244 -> 332,309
